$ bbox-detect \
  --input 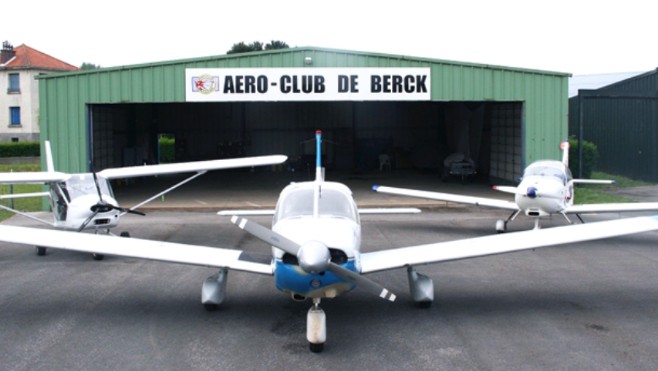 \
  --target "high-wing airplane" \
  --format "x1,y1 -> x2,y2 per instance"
1,132 -> 658,353
374,141 -> 658,232
0,141 -> 287,258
